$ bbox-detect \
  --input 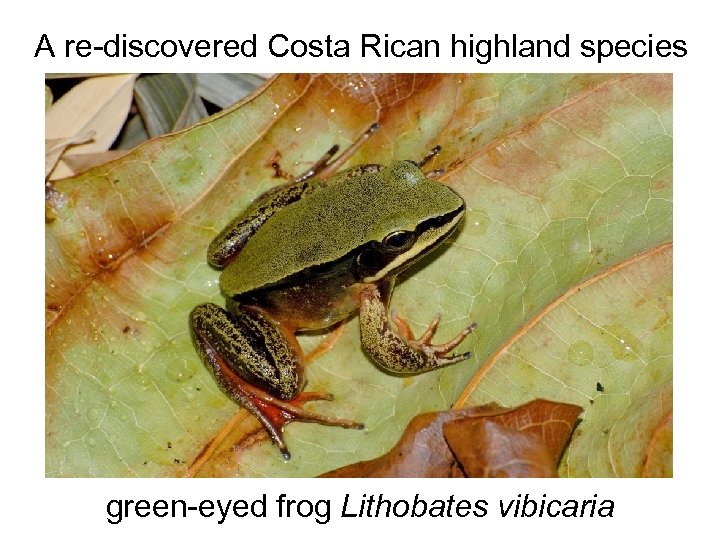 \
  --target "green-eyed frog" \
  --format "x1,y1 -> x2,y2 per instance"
190,126 -> 476,458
